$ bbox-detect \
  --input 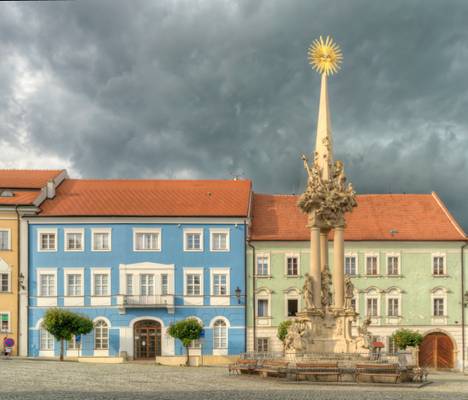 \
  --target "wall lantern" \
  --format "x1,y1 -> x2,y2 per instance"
235,286 -> 242,304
